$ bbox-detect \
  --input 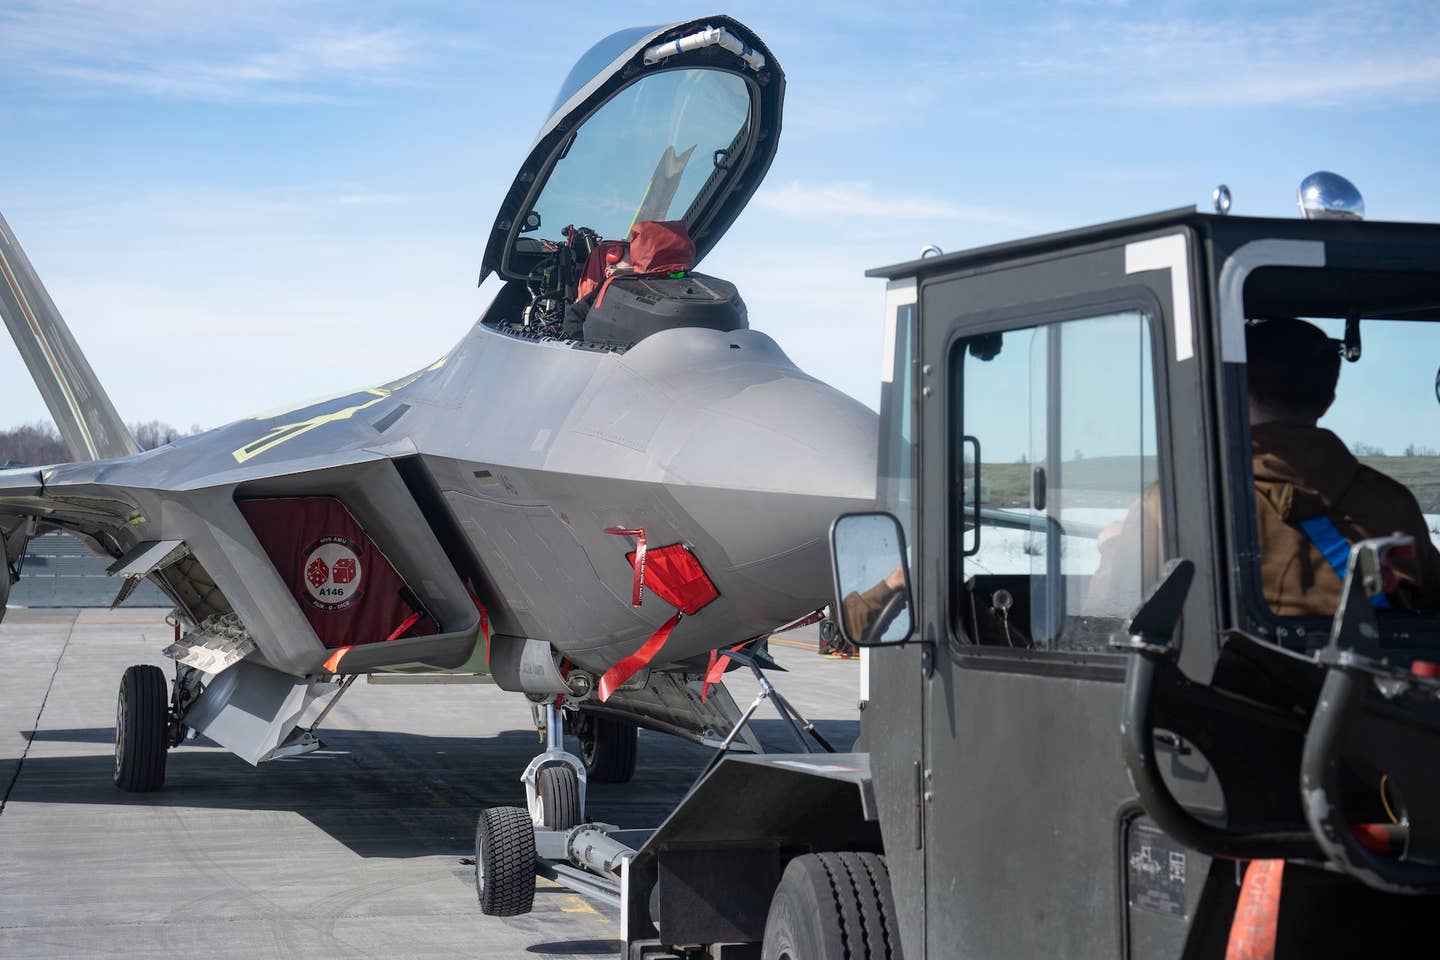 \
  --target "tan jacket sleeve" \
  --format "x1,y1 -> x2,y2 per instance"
842,580 -> 899,642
